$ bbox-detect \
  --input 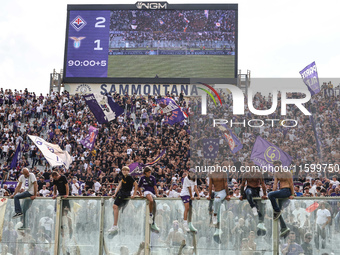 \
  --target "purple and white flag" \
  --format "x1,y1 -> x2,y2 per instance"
250,136 -> 292,169
129,149 -> 166,176
217,124 -> 243,154
80,126 -> 98,150
156,97 -> 187,125
28,135 -> 72,169
83,93 -> 124,124
299,61 -> 320,96
128,162 -> 145,176
203,138 -> 219,159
